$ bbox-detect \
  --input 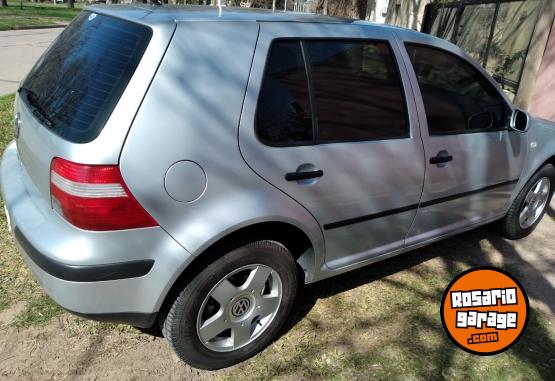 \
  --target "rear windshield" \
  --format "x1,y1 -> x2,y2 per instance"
20,11 -> 152,143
